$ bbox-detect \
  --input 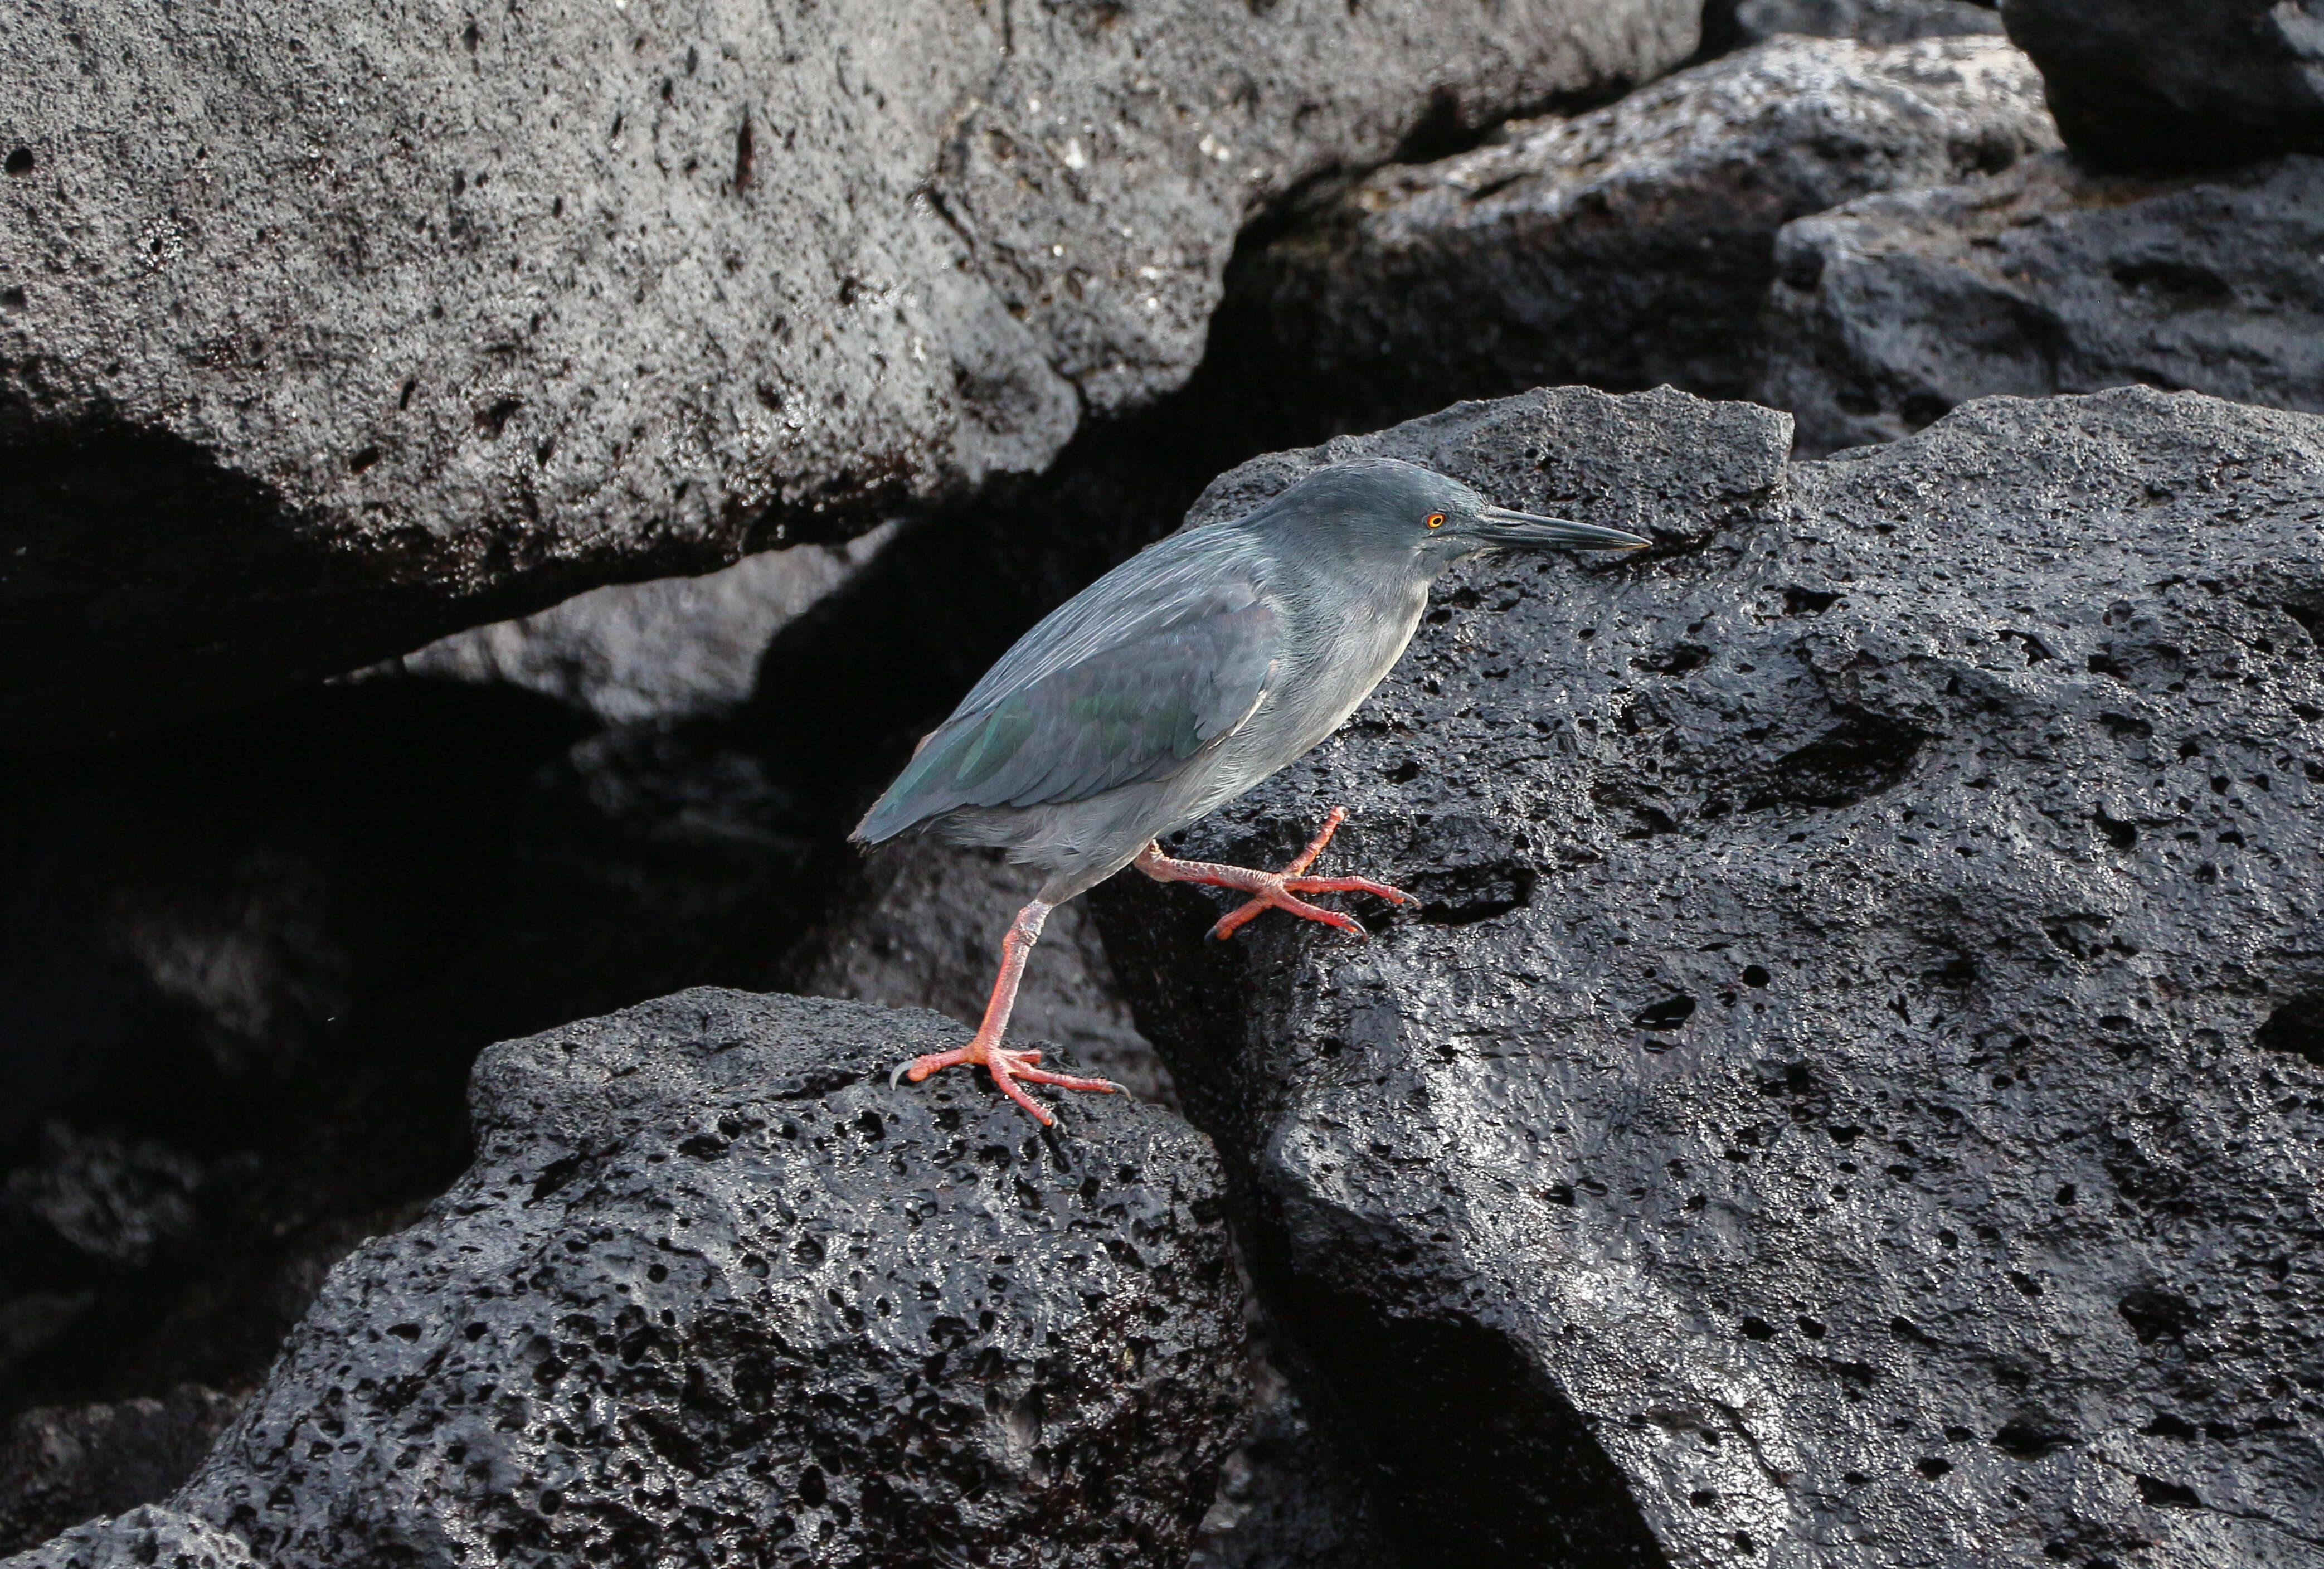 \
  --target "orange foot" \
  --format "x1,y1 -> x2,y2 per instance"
891,1034 -> 1122,1127
1134,806 -> 1412,941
